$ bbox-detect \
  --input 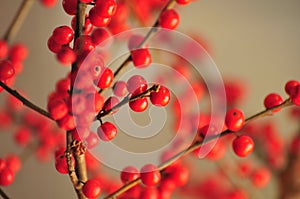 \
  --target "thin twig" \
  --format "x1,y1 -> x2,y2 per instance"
0,188 -> 10,199
99,0 -> 176,94
103,98 -> 293,199
3,0 -> 34,42
0,81 -> 52,119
